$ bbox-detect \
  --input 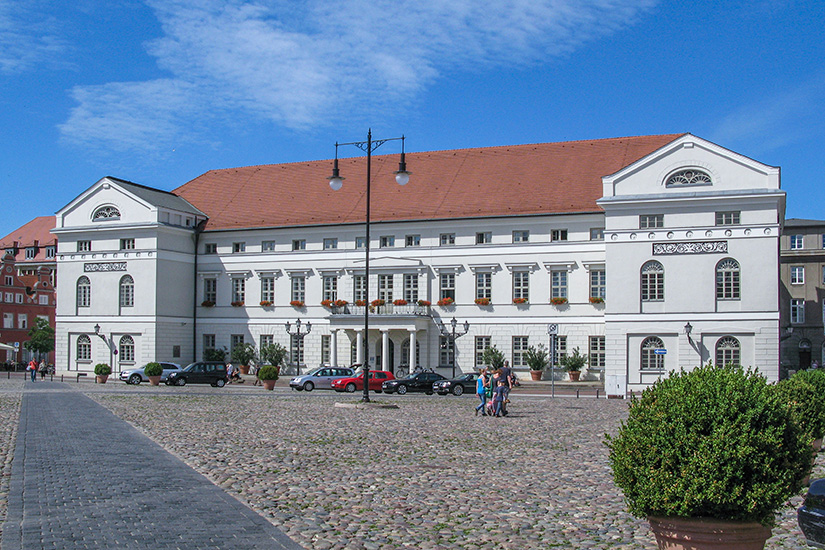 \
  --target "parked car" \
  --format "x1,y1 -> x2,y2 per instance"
799,478 -> 825,547
331,370 -> 395,393
166,361 -> 228,387
382,371 -> 446,395
290,367 -> 355,392
433,372 -> 478,396
120,362 -> 181,385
